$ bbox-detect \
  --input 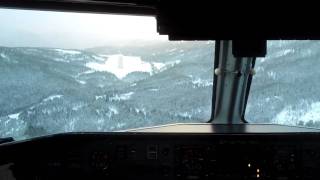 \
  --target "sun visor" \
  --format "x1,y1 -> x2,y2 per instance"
156,2 -> 320,41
